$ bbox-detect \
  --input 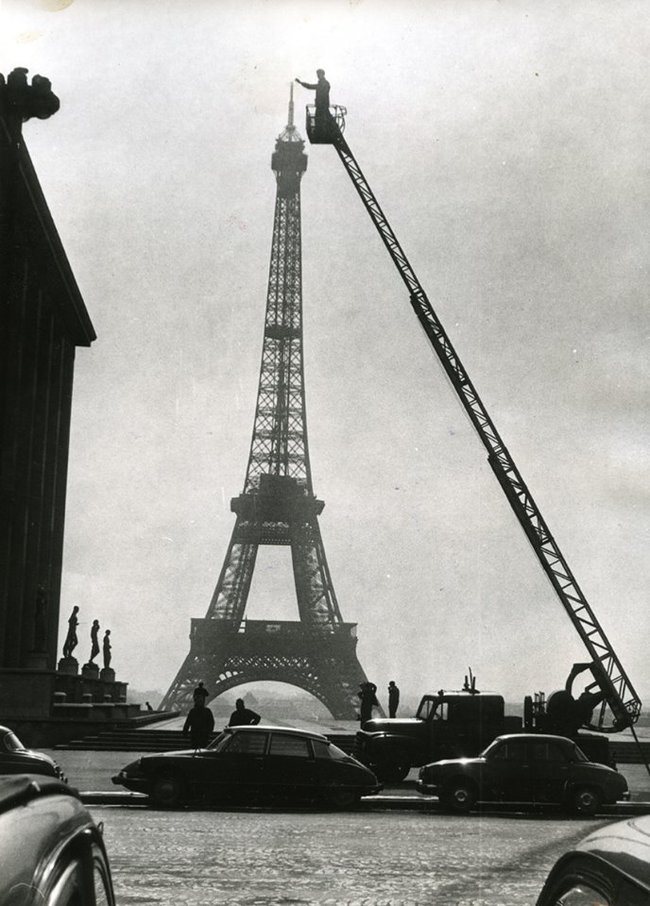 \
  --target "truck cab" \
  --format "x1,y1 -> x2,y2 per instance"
353,690 -> 518,782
